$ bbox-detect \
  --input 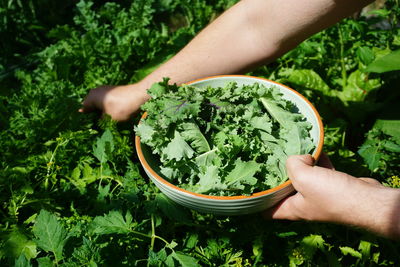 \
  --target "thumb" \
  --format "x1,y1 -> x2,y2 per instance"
79,96 -> 98,113
286,155 -> 314,184
265,155 -> 316,220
